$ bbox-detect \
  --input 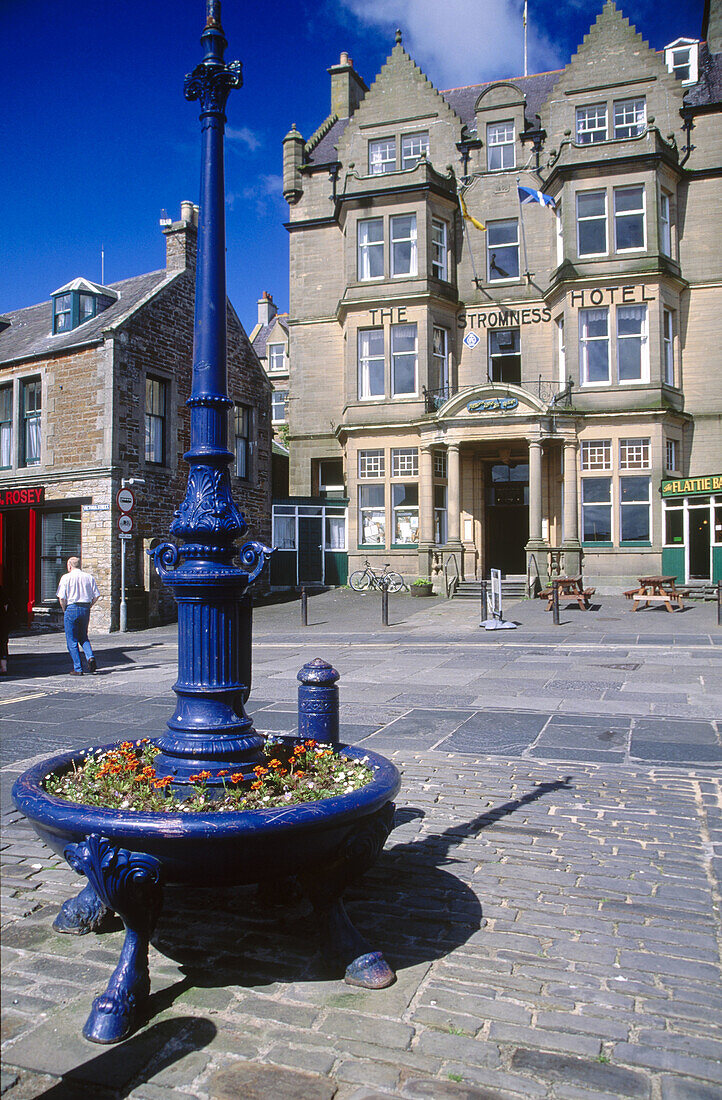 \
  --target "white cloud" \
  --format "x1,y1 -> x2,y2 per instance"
227,174 -> 284,215
339,0 -> 562,87
226,126 -> 262,152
